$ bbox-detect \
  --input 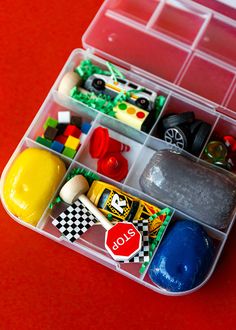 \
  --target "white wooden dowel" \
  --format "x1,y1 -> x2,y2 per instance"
79,194 -> 113,231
